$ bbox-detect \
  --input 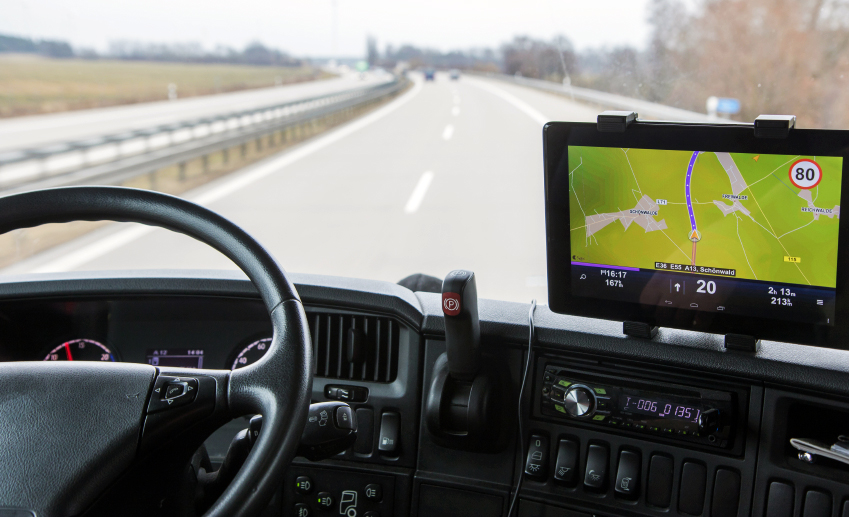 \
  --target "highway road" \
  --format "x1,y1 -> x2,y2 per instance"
0,72 -> 390,153
2,72 -> 600,304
